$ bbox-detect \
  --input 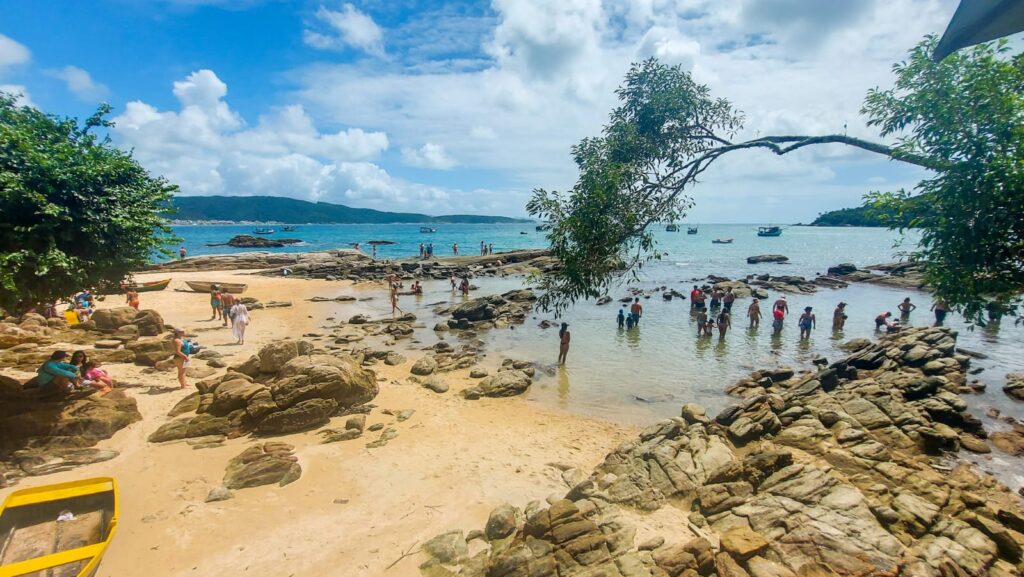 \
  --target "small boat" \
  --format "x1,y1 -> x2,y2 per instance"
712,238 -> 734,244
0,477 -> 119,577
687,227 -> 698,234
666,224 -> 679,232
281,226 -> 297,232
125,278 -> 171,293
757,226 -> 782,237
185,281 -> 248,294
419,227 -> 436,233
520,231 -> 528,234
252,227 -> 274,235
